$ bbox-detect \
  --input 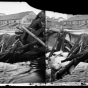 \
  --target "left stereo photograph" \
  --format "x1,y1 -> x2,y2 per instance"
0,2 -> 46,84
